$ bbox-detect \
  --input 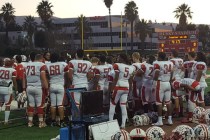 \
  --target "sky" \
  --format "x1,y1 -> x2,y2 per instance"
0,0 -> 210,24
